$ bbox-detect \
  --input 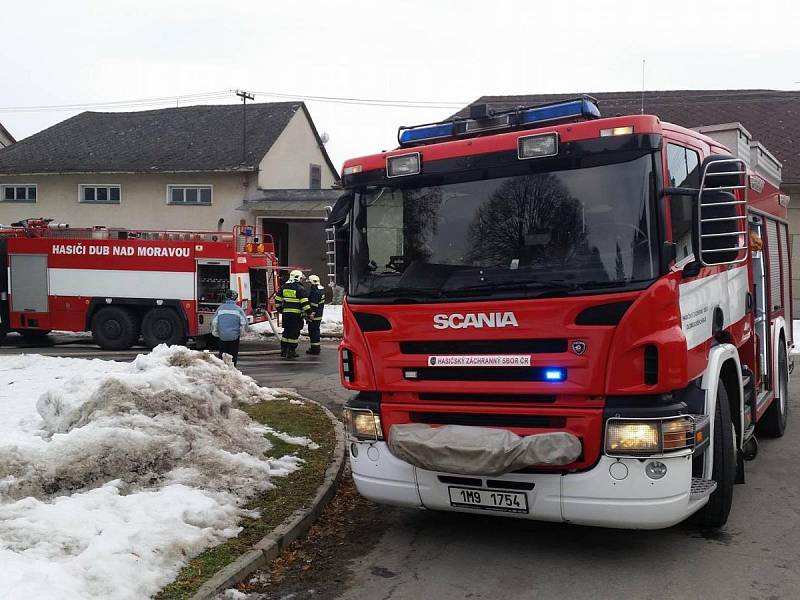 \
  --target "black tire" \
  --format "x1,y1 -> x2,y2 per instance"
0,323 -> 7,346
693,381 -> 736,528
141,307 -> 186,348
91,306 -> 140,350
758,338 -> 789,438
